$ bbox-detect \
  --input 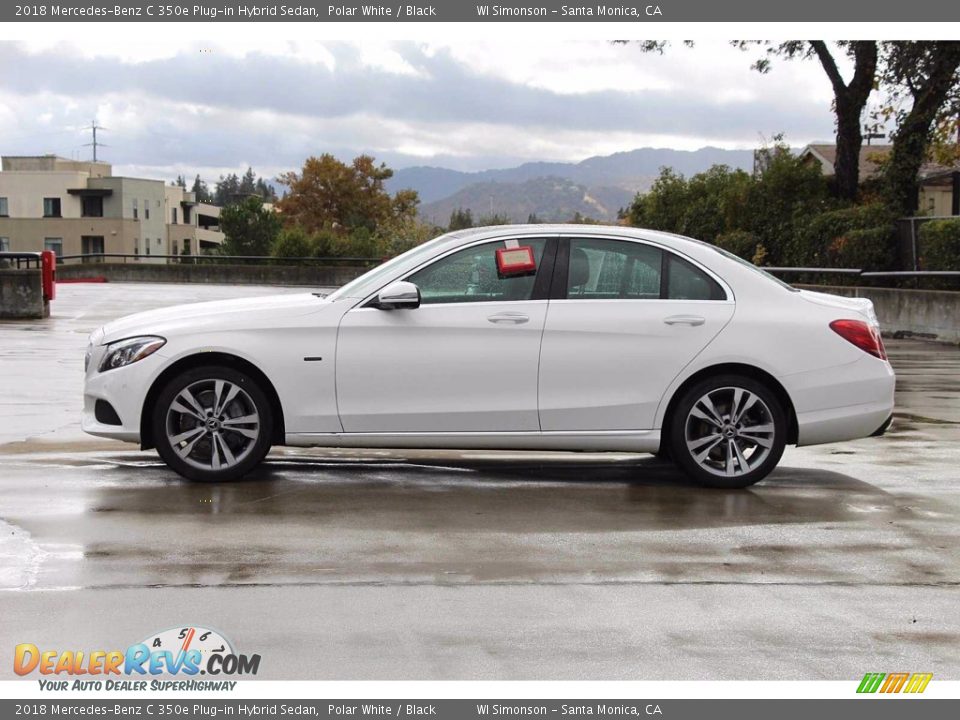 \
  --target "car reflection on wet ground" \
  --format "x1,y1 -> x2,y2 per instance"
0,283 -> 958,680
